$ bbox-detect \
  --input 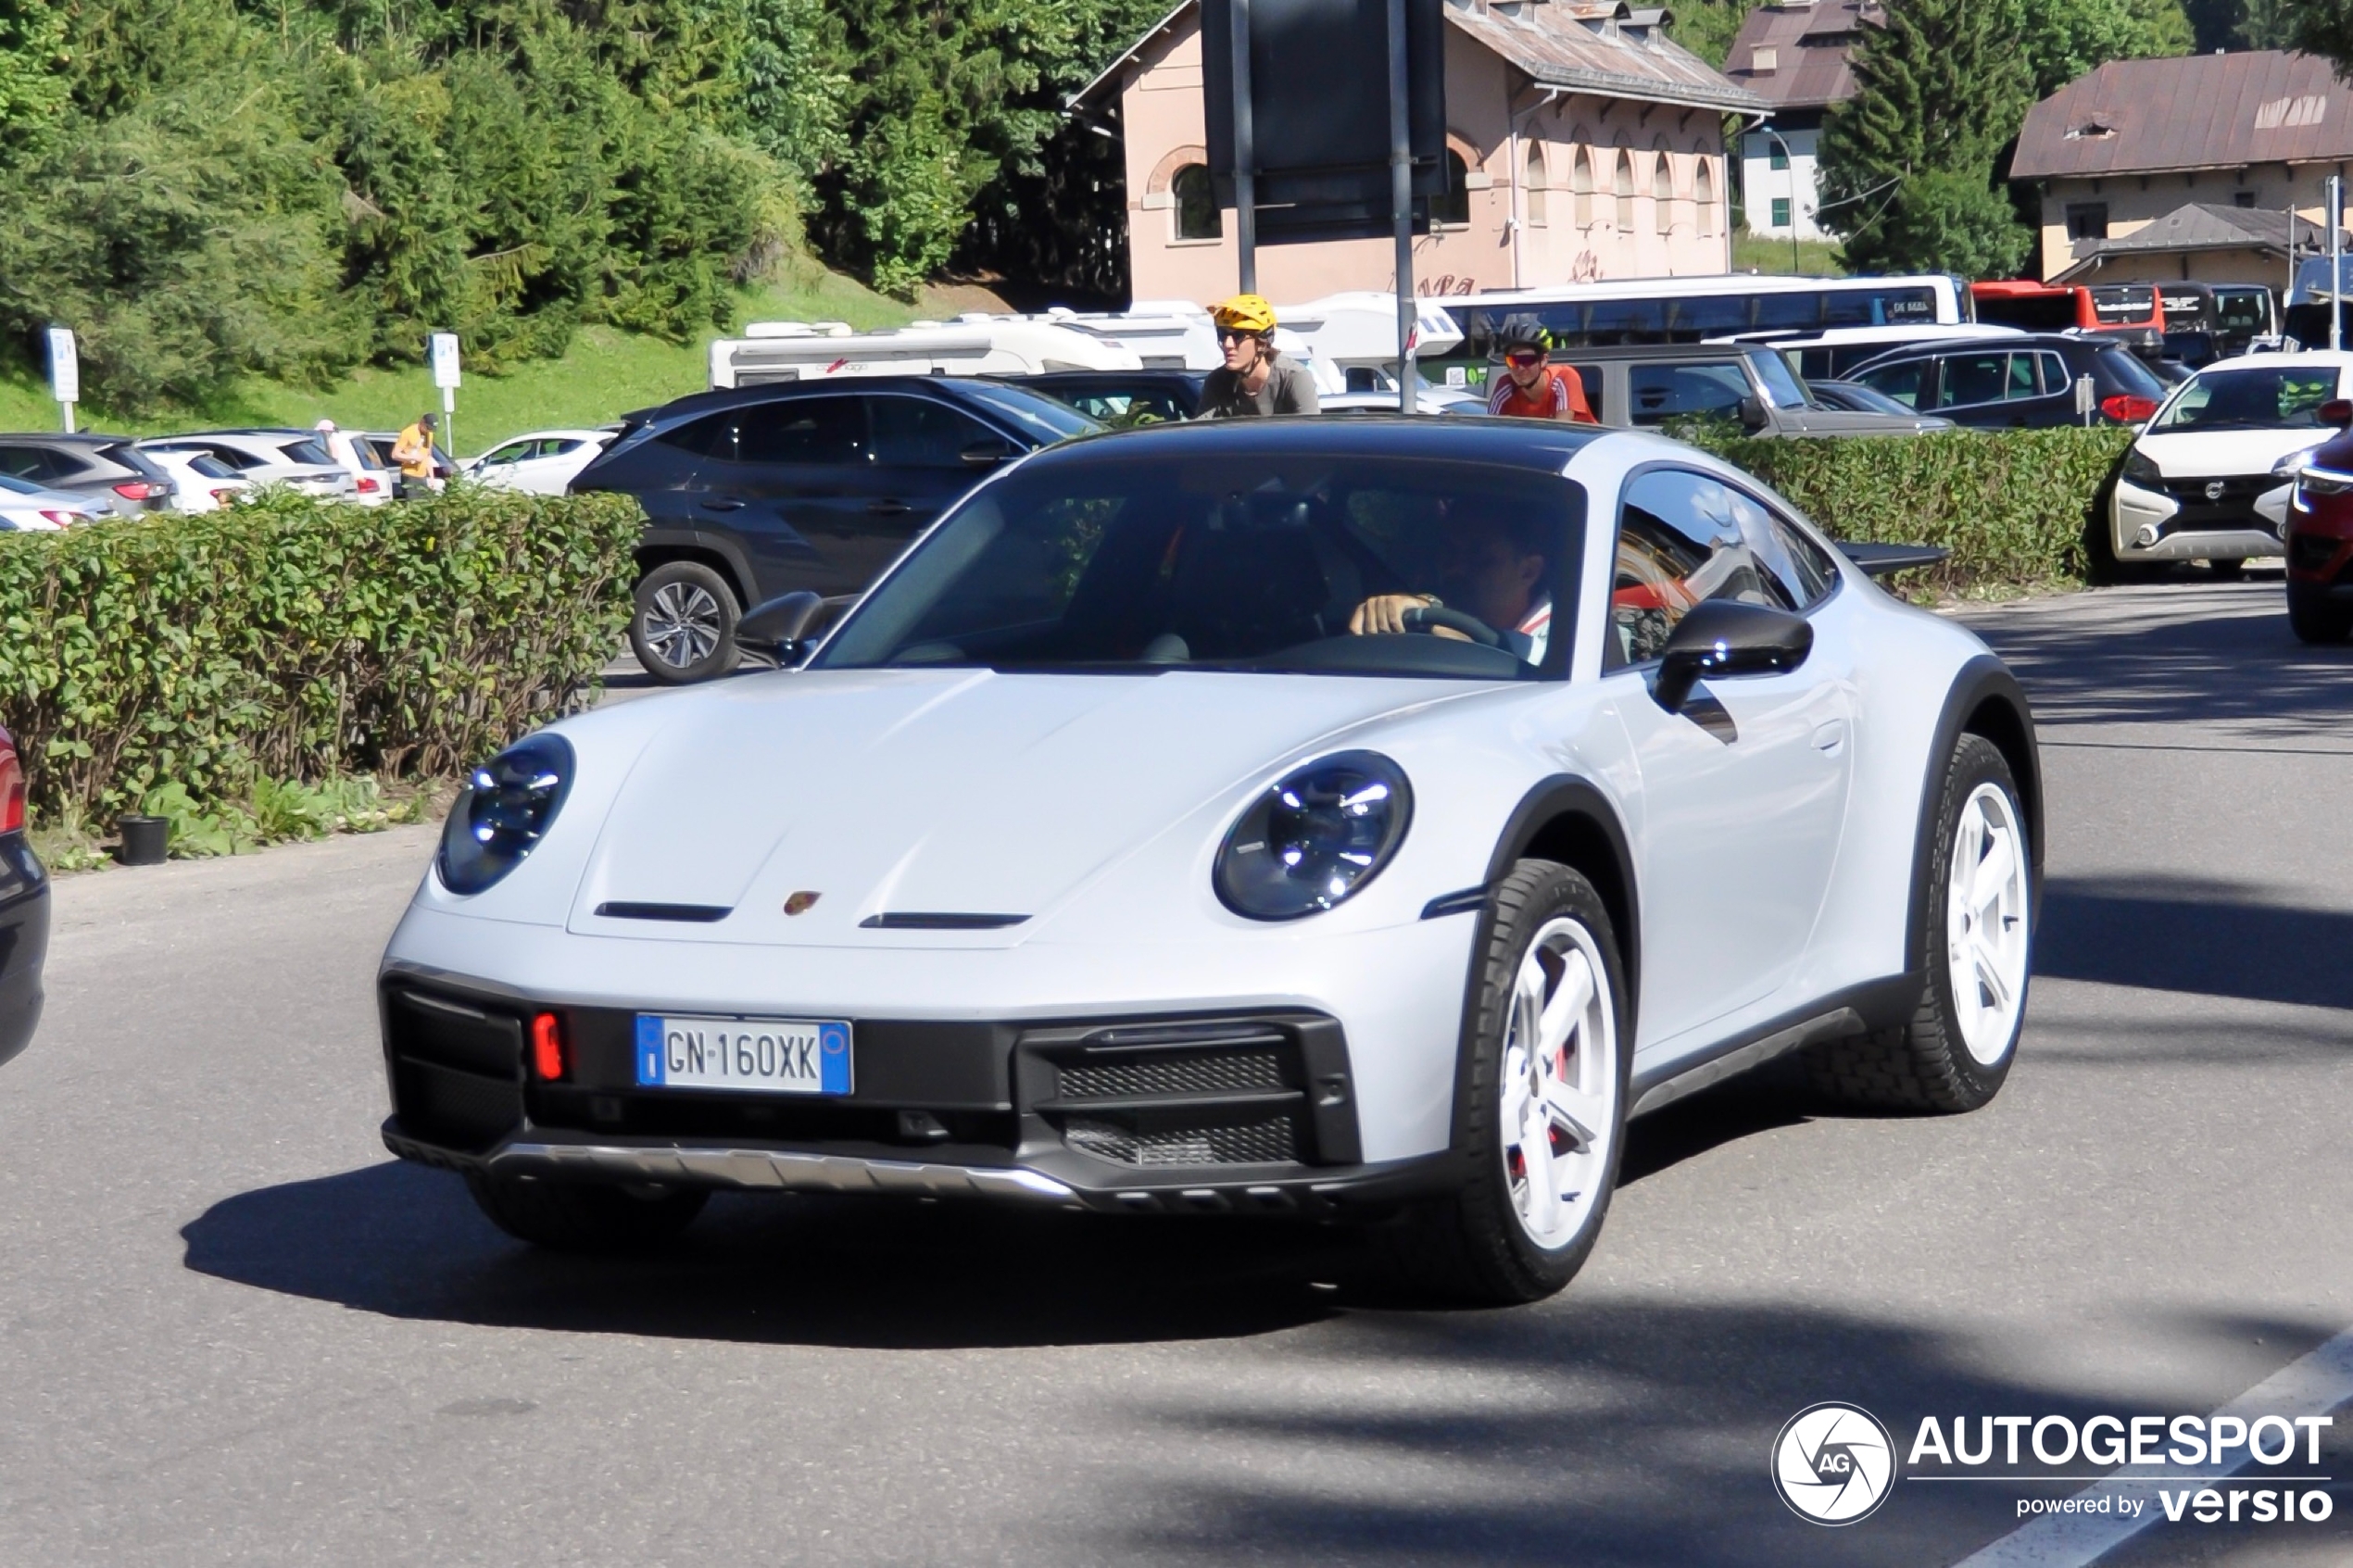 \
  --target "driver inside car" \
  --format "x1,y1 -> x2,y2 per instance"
1347,507 -> 1554,661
